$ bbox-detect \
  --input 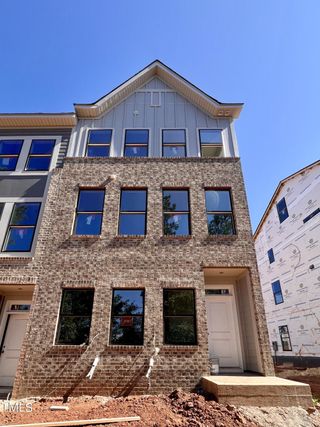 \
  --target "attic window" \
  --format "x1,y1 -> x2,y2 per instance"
150,91 -> 161,107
